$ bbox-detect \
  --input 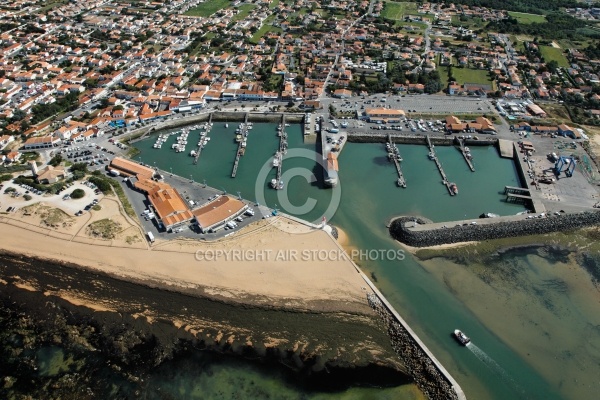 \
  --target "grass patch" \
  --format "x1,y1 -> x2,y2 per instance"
23,204 -> 75,229
269,0 -> 280,9
450,67 -> 493,87
539,45 -> 569,68
86,218 -> 122,240
37,1 -> 68,13
232,4 -> 255,22
394,20 -> 427,33
184,0 -> 230,17
250,16 -> 282,44
125,235 -> 141,245
507,11 -> 547,24
381,1 -> 417,20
